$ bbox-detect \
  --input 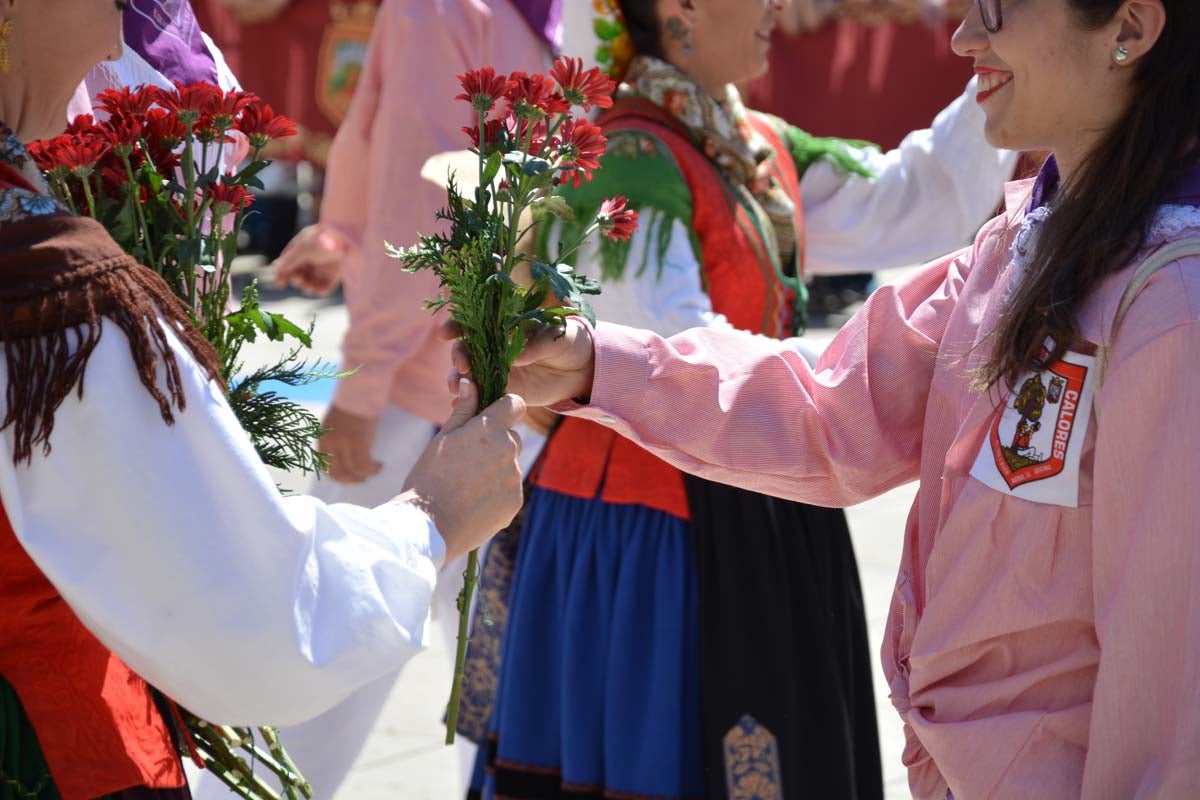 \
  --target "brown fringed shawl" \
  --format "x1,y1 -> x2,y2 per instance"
0,213 -> 222,464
